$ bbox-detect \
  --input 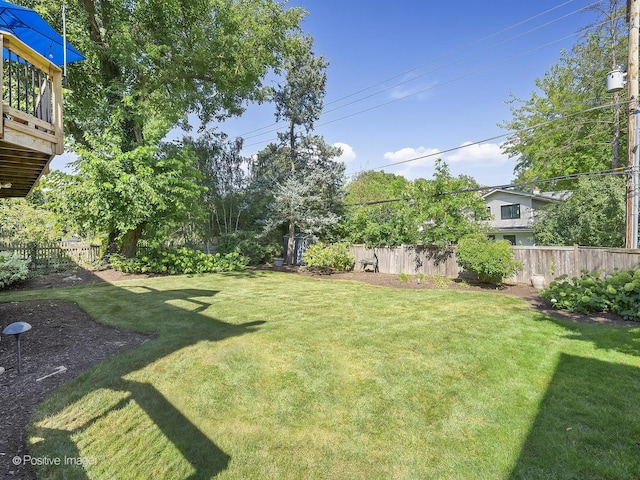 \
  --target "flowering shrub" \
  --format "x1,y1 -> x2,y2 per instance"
0,252 -> 29,288
540,269 -> 640,321
302,242 -> 354,272
110,247 -> 245,275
